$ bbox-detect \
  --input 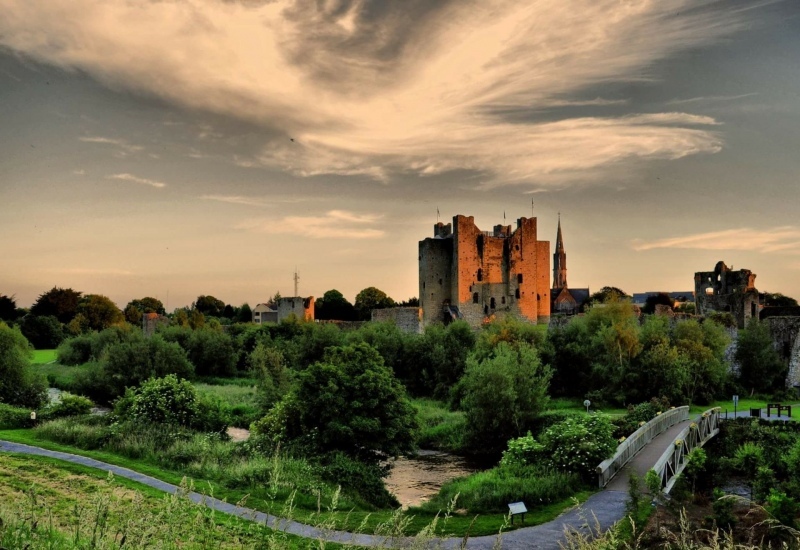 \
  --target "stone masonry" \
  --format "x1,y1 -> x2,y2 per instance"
276,296 -> 315,322
371,307 -> 423,334
694,260 -> 759,329
419,214 -> 550,328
